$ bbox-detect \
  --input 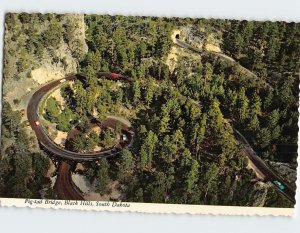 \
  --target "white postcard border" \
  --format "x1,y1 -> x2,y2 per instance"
0,198 -> 294,216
